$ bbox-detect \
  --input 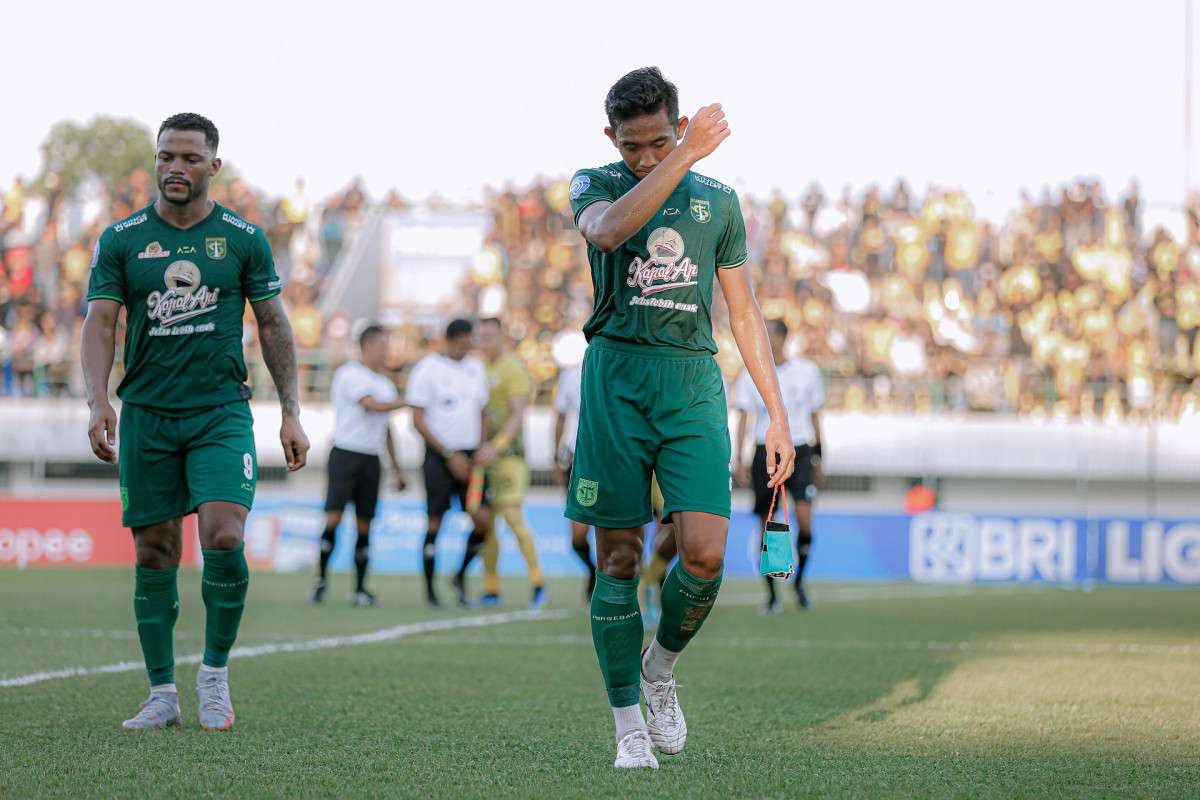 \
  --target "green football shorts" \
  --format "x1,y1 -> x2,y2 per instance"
565,337 -> 732,528
118,401 -> 258,528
